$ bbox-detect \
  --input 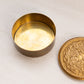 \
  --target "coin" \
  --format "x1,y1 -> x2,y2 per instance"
58,37 -> 84,80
